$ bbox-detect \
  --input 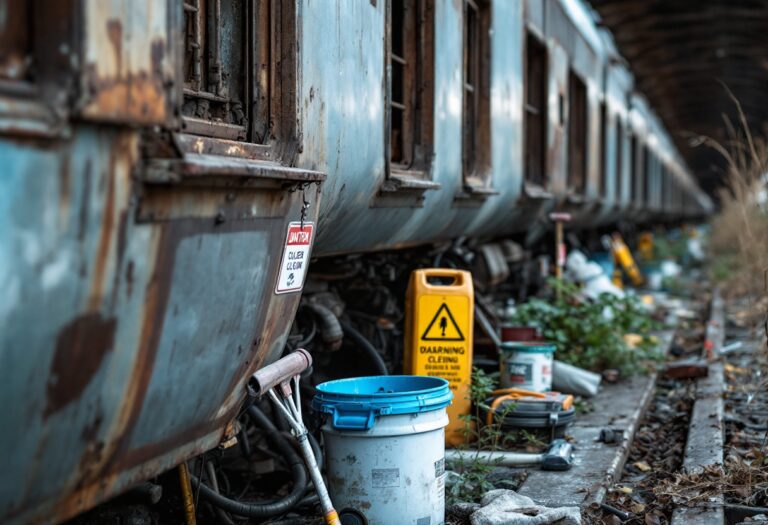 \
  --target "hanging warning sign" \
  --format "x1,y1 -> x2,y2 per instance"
421,302 -> 465,341
275,222 -> 314,294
